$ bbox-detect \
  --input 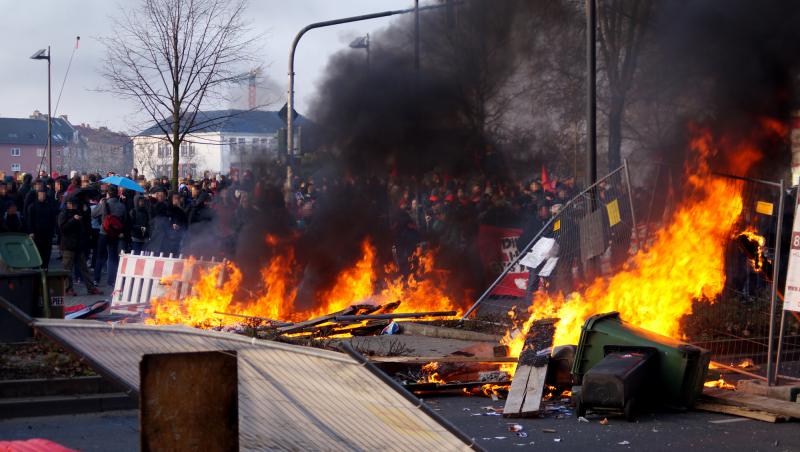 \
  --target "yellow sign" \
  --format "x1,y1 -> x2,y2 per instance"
606,199 -> 621,227
756,201 -> 774,216
553,219 -> 561,232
